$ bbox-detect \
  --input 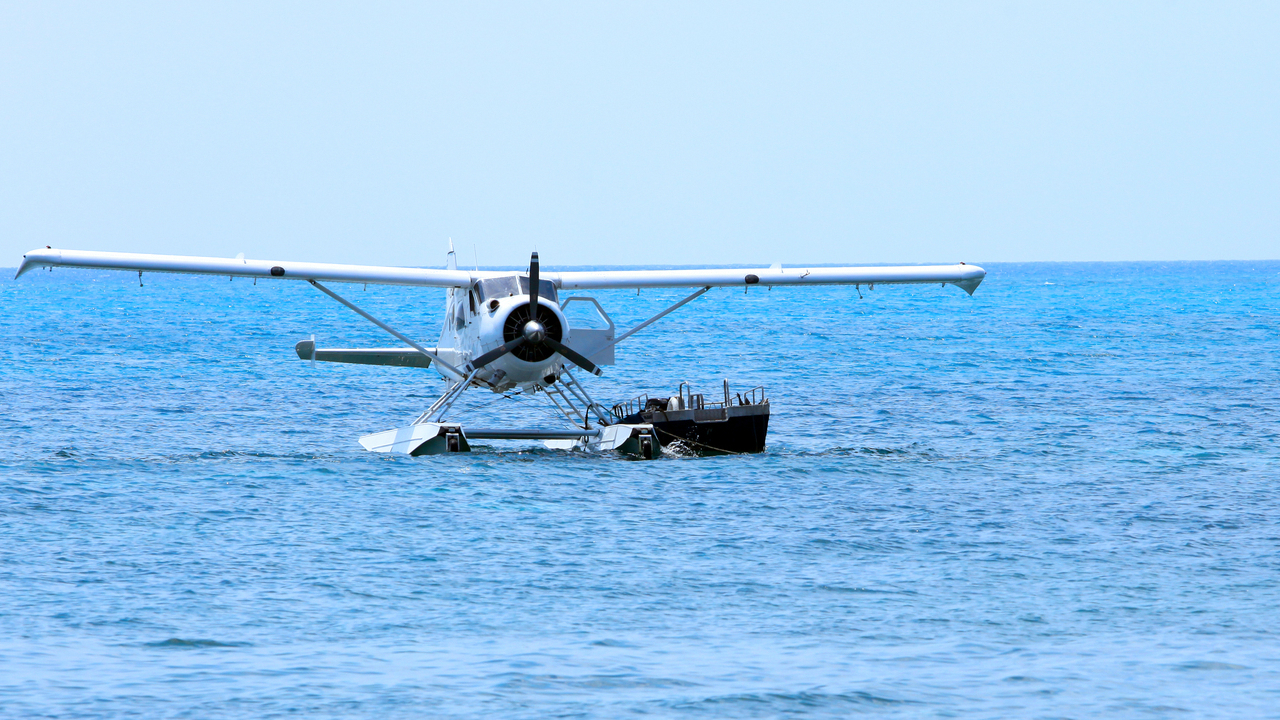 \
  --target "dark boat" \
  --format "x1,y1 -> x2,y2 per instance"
611,382 -> 769,455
